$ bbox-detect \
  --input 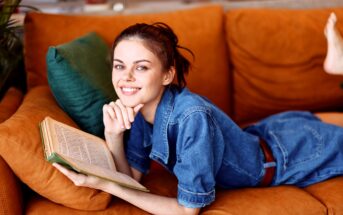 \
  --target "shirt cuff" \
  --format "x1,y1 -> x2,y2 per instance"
177,185 -> 215,208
